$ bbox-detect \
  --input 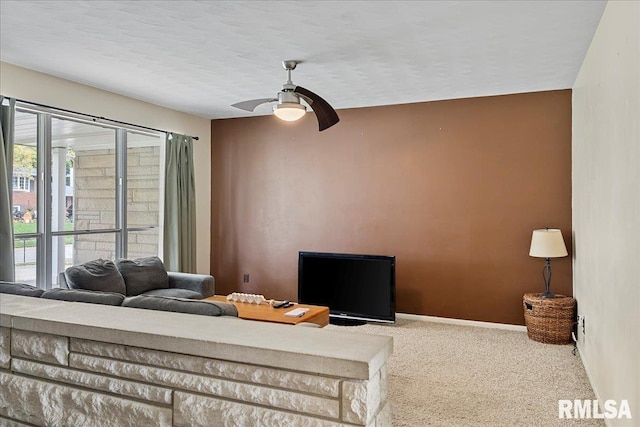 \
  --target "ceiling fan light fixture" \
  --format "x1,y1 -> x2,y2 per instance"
273,102 -> 307,122
232,60 -> 338,131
